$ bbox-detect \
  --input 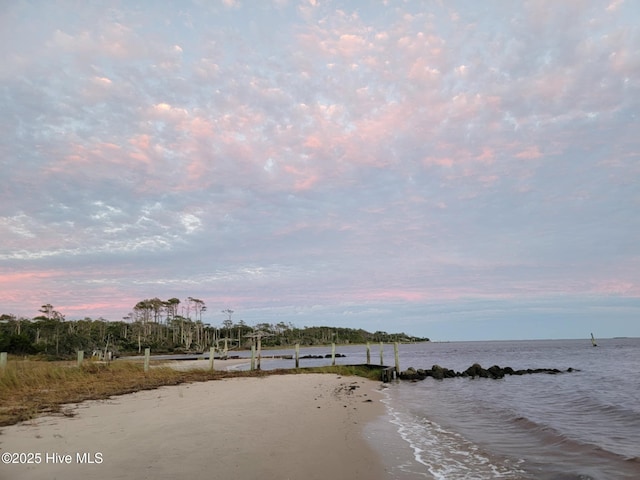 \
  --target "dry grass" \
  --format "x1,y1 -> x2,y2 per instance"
0,358 -> 263,426
0,359 -> 382,427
